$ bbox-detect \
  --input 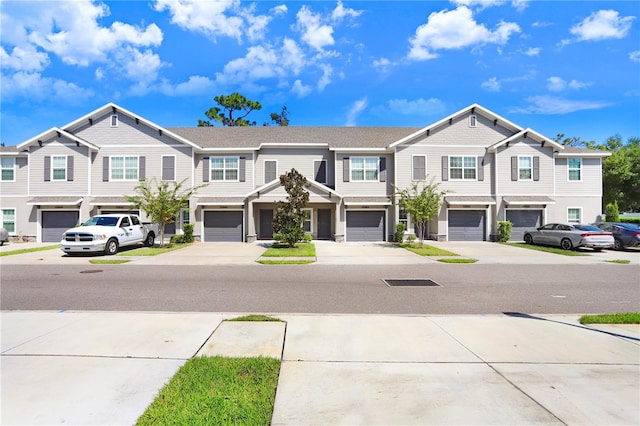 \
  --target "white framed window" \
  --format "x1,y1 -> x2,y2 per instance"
111,156 -> 139,181
2,208 -> 15,234
567,208 -> 581,223
211,156 -> 239,181
1,157 -> 15,181
110,114 -> 118,127
52,155 -> 67,181
181,209 -> 190,225
302,209 -> 312,233
449,156 -> 476,180
351,157 -> 379,182
568,158 -> 582,181
518,156 -> 533,180
469,115 -> 477,127
399,208 -> 409,231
